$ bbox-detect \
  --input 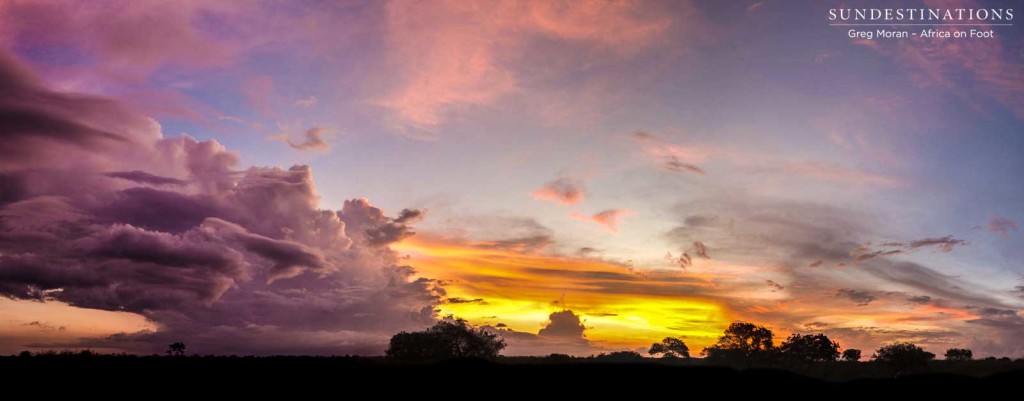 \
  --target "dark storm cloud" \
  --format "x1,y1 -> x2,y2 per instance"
836,289 -> 876,306
94,187 -> 222,233
538,310 -> 586,339
102,170 -> 187,186
0,50 -> 146,169
340,199 -> 424,247
0,52 -> 439,355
